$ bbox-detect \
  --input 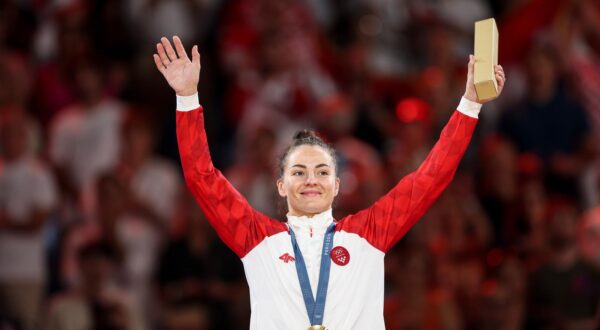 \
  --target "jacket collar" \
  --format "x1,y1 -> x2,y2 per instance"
286,209 -> 334,234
